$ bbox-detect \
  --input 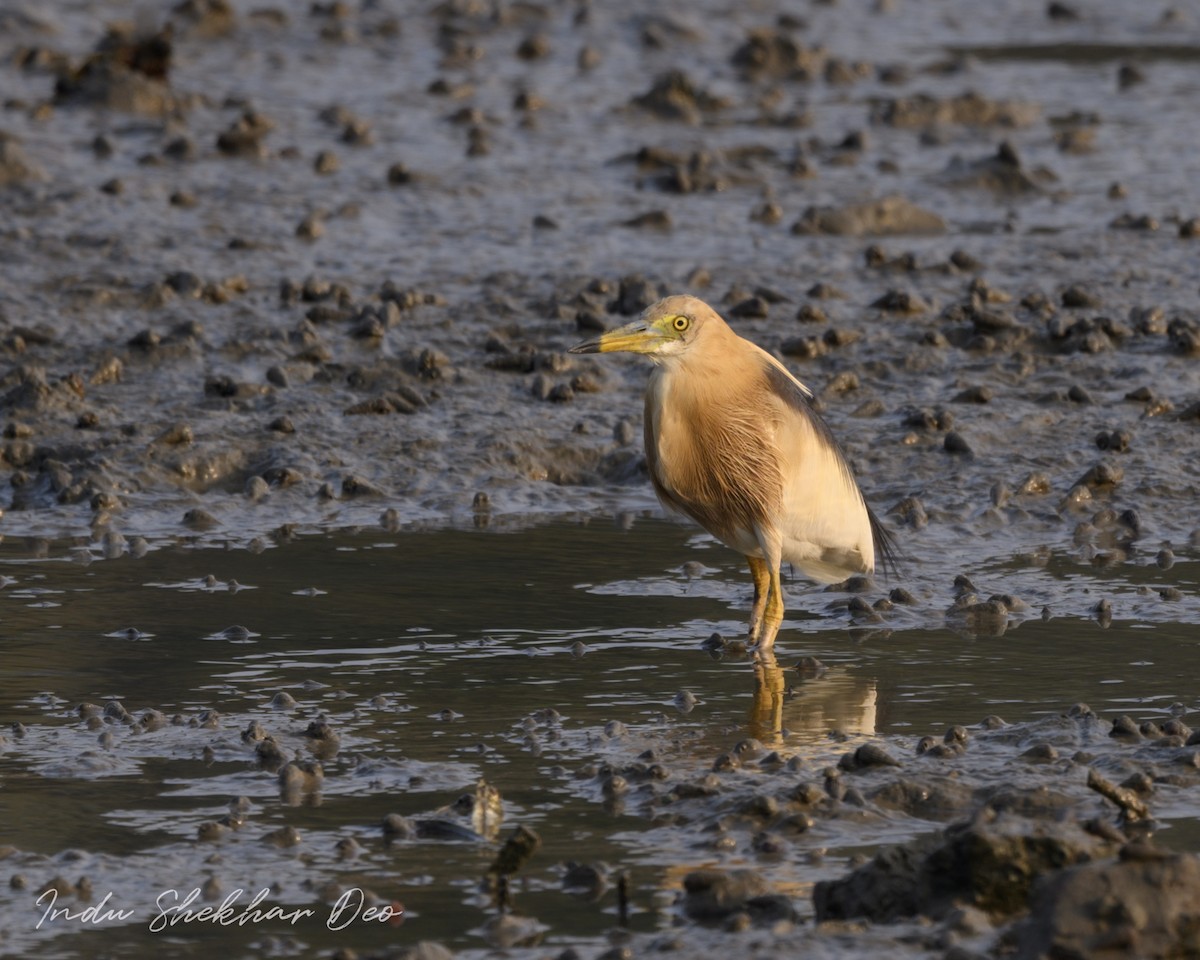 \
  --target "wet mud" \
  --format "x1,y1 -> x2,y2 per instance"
2,0 -> 1200,958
